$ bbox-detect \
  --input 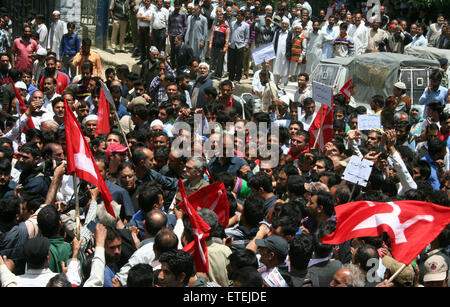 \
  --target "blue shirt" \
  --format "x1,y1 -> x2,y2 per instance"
106,181 -> 135,219
127,209 -> 177,240
422,154 -> 441,190
59,33 -> 81,58
104,265 -> 115,287
419,85 -> 449,118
